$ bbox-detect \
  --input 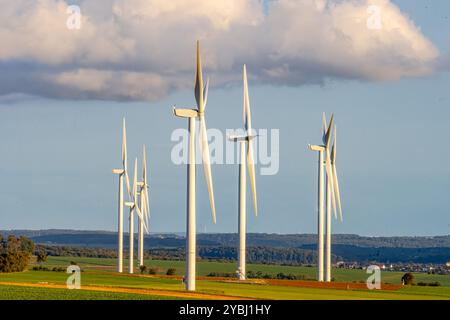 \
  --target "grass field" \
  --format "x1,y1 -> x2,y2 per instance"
0,256 -> 449,300
0,284 -> 176,300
